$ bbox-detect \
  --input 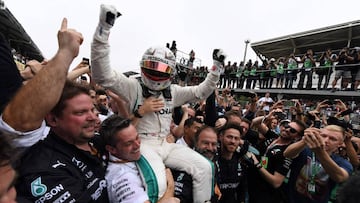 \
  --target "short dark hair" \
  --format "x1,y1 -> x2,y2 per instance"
96,89 -> 107,96
241,117 -> 251,126
218,122 -> 243,136
293,119 -> 307,137
0,130 -> 17,167
337,171 -> 360,203
51,80 -> 90,117
224,110 -> 241,121
184,117 -> 203,128
99,115 -> 131,147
